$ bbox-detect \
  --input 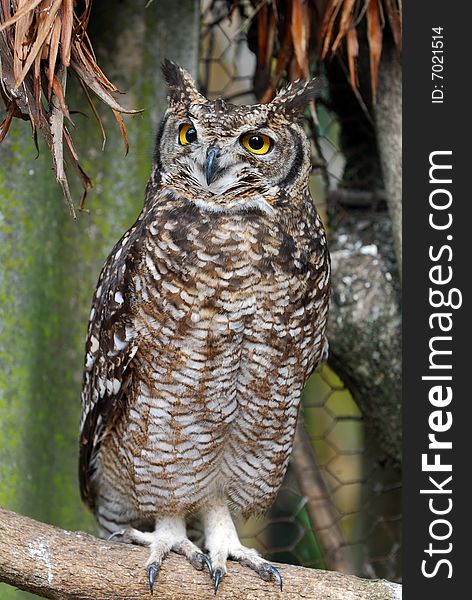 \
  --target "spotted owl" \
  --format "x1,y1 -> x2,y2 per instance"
79,60 -> 330,593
